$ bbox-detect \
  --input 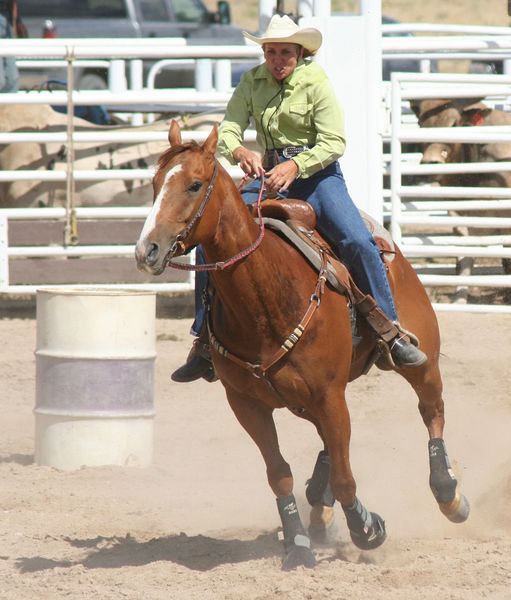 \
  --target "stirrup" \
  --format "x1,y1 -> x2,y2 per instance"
393,321 -> 420,347
376,323 -> 427,369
